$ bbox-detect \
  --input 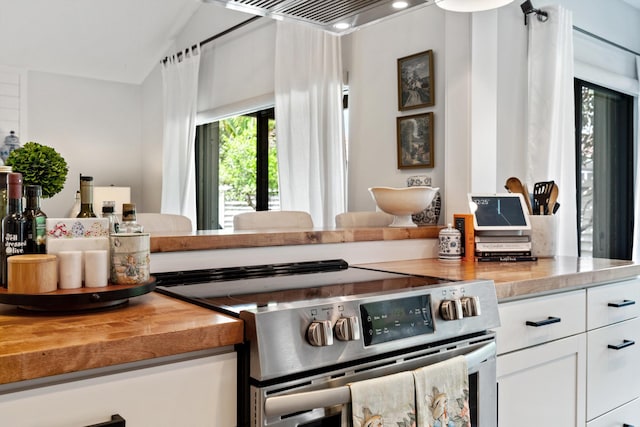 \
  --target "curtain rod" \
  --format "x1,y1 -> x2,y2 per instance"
162,15 -> 261,63
573,25 -> 640,57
